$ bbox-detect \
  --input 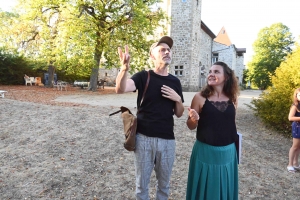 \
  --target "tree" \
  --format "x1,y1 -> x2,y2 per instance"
247,23 -> 294,90
0,47 -> 38,85
0,11 -> 23,51
5,0 -> 168,90
70,0 -> 168,91
250,43 -> 300,135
